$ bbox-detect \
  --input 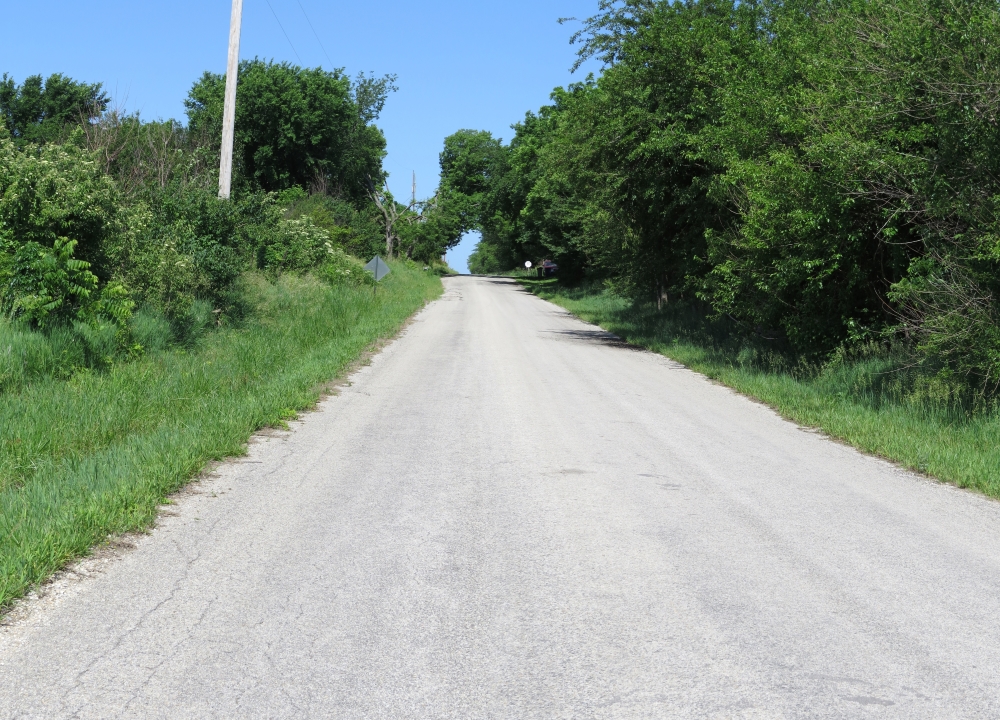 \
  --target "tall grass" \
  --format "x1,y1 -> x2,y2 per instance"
0,264 -> 441,610
0,300 -> 225,396
521,279 -> 1000,498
